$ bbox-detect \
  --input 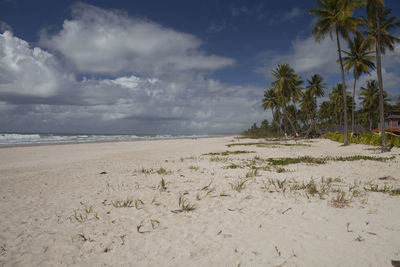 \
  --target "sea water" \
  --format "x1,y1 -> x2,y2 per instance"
0,133 -> 211,146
